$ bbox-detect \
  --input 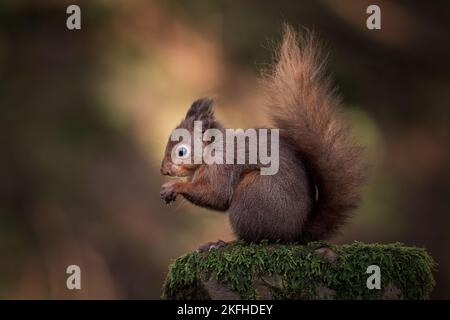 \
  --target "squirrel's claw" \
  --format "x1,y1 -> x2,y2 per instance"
197,240 -> 226,253
160,182 -> 177,204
